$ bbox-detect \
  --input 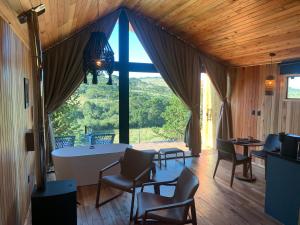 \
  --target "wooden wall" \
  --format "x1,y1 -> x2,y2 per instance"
231,63 -> 300,142
0,17 -> 35,225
